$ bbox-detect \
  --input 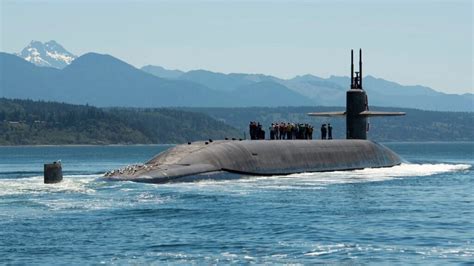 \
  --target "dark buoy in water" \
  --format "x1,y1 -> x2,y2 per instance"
44,161 -> 63,184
